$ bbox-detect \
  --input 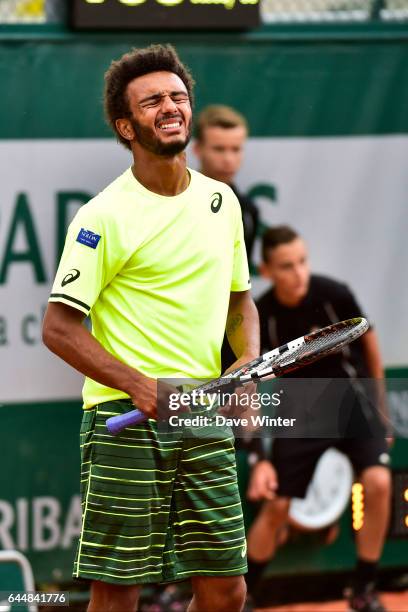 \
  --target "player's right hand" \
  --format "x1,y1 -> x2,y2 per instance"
129,376 -> 183,421
247,460 -> 278,502
129,375 -> 158,419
